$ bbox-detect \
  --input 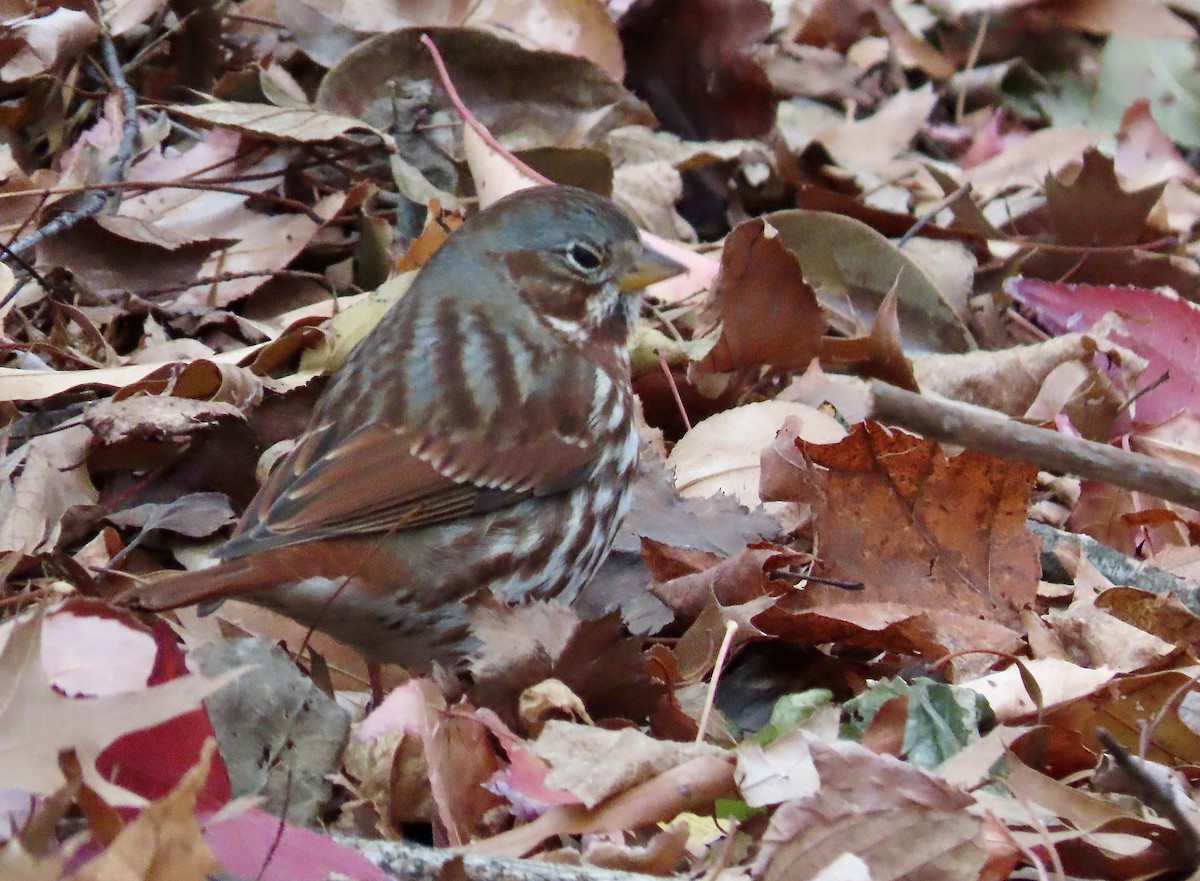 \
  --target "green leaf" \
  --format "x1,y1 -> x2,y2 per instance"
761,210 -> 975,353
842,678 -> 995,768
714,798 -> 761,822
1039,37 -> 1200,148
753,689 -> 834,745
